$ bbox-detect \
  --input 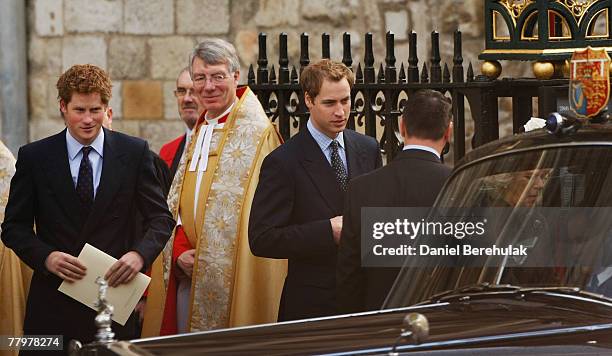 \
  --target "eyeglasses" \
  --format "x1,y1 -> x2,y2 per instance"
192,73 -> 230,86
174,88 -> 195,98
